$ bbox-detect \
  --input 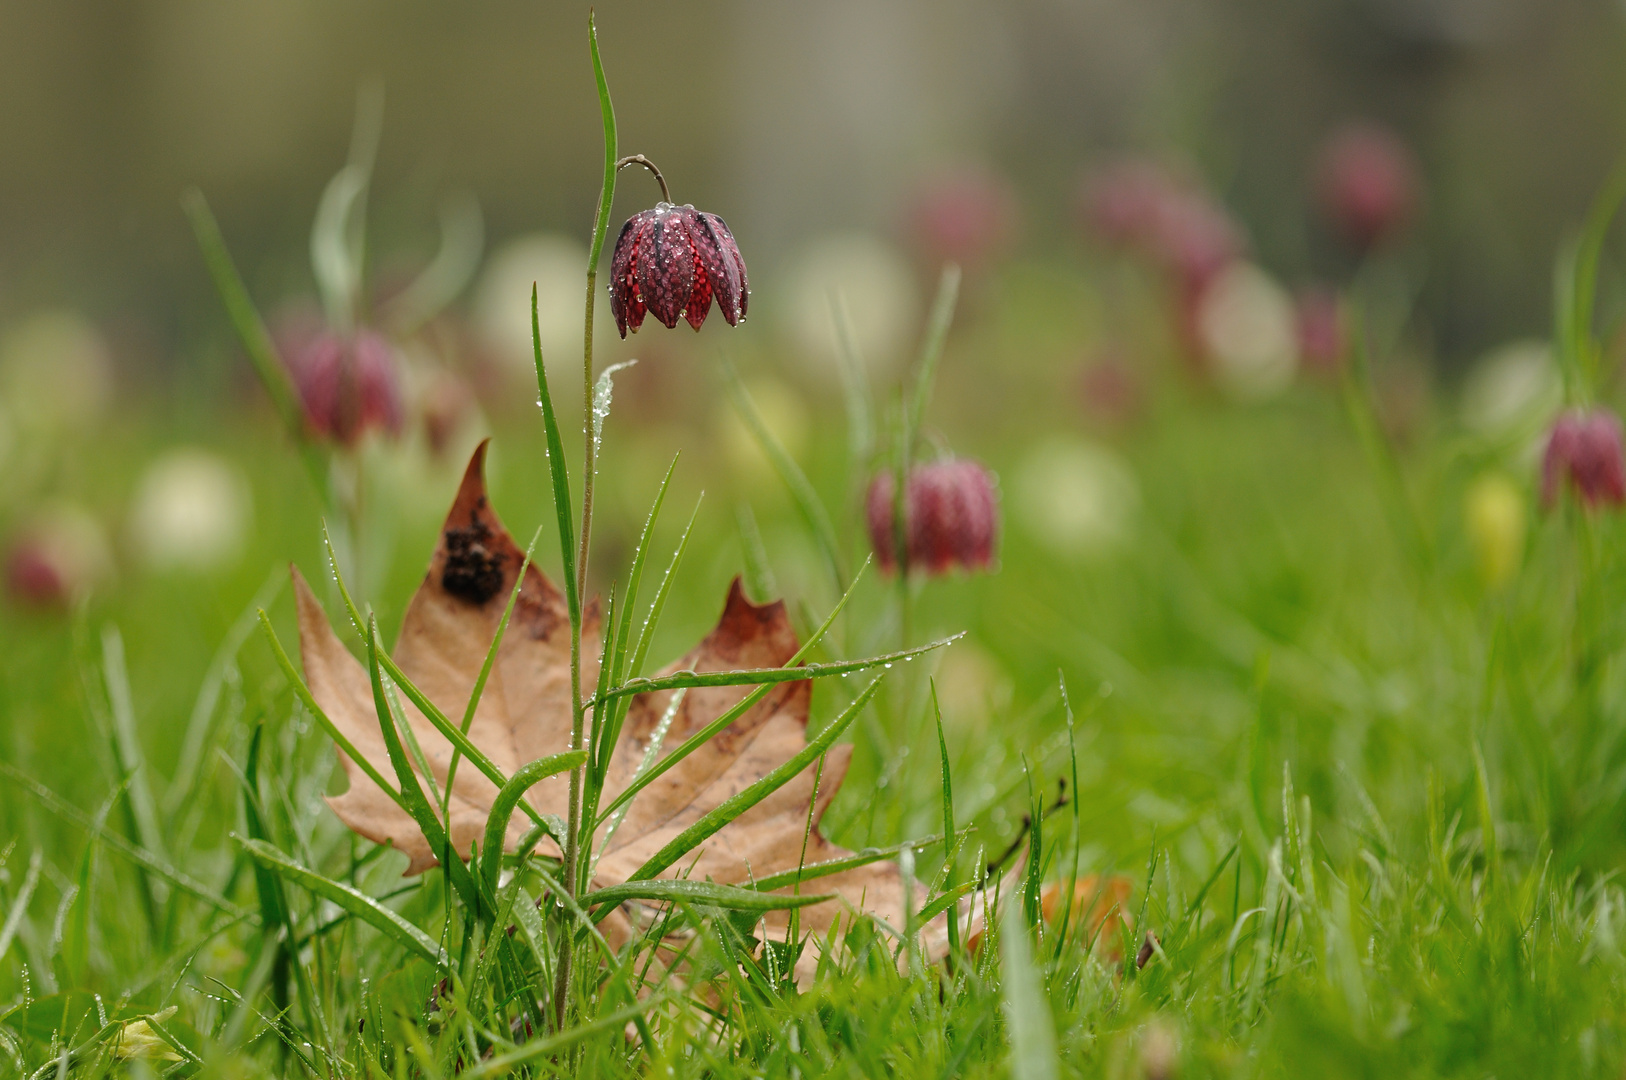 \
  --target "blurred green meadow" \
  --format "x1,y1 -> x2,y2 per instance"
6,3 -> 1626,1077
